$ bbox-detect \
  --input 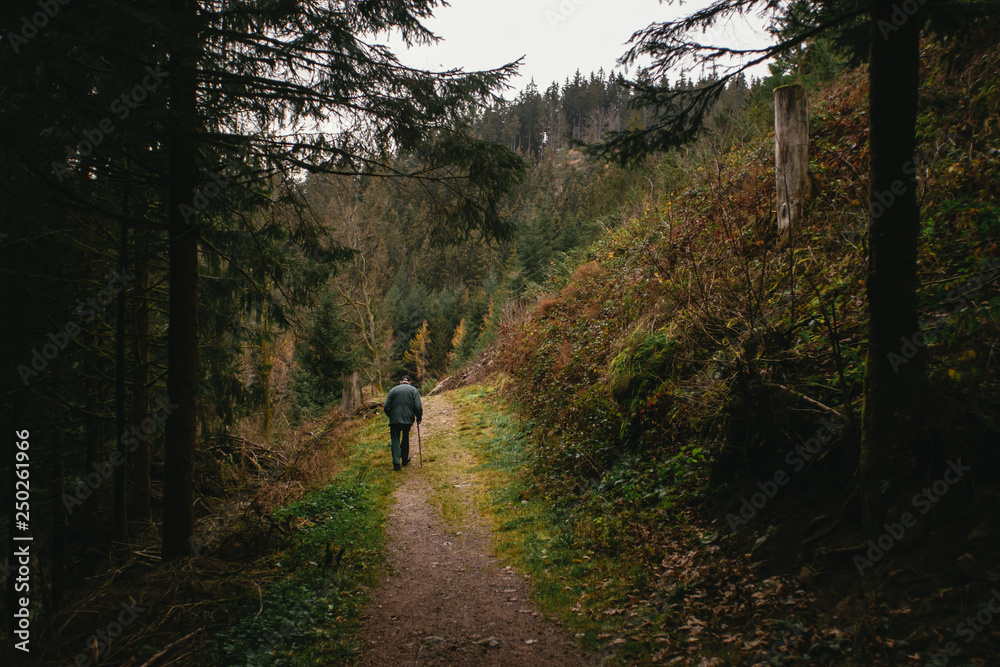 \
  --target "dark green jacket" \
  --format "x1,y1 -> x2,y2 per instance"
384,382 -> 422,425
